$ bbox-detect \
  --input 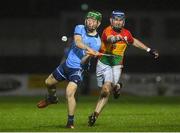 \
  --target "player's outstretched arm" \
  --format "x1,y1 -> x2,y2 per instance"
132,37 -> 159,59
74,34 -> 98,56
